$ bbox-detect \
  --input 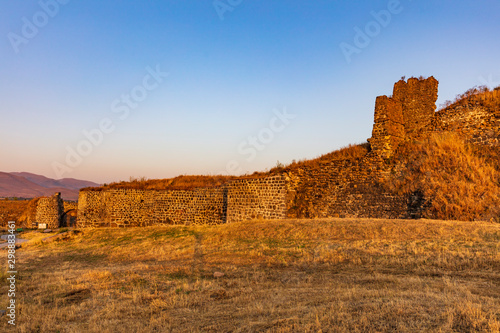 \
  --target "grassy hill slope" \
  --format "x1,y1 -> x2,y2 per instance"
3,218 -> 499,332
